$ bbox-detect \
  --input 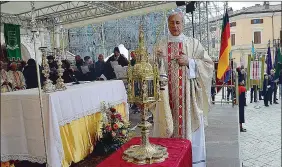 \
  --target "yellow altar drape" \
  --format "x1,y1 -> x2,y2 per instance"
61,103 -> 127,167
1,102 -> 127,167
